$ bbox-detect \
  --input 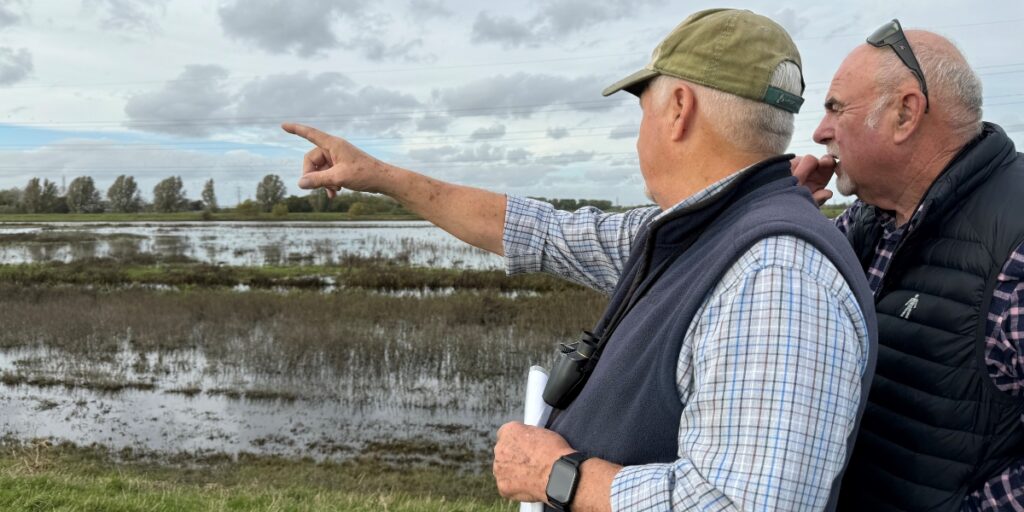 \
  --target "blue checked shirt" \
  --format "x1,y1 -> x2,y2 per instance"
503,172 -> 871,511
